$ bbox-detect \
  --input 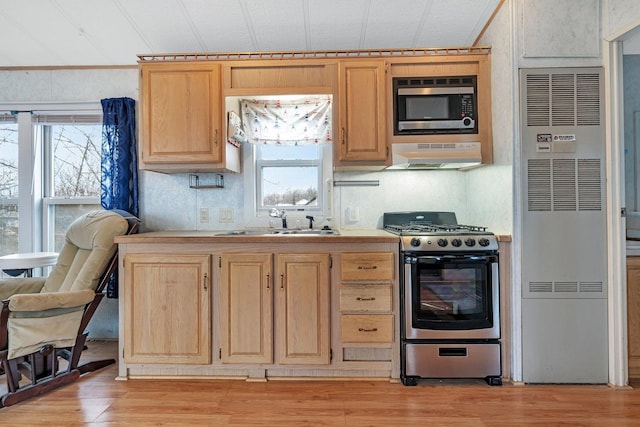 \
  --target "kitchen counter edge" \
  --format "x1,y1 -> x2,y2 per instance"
114,229 -> 399,244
